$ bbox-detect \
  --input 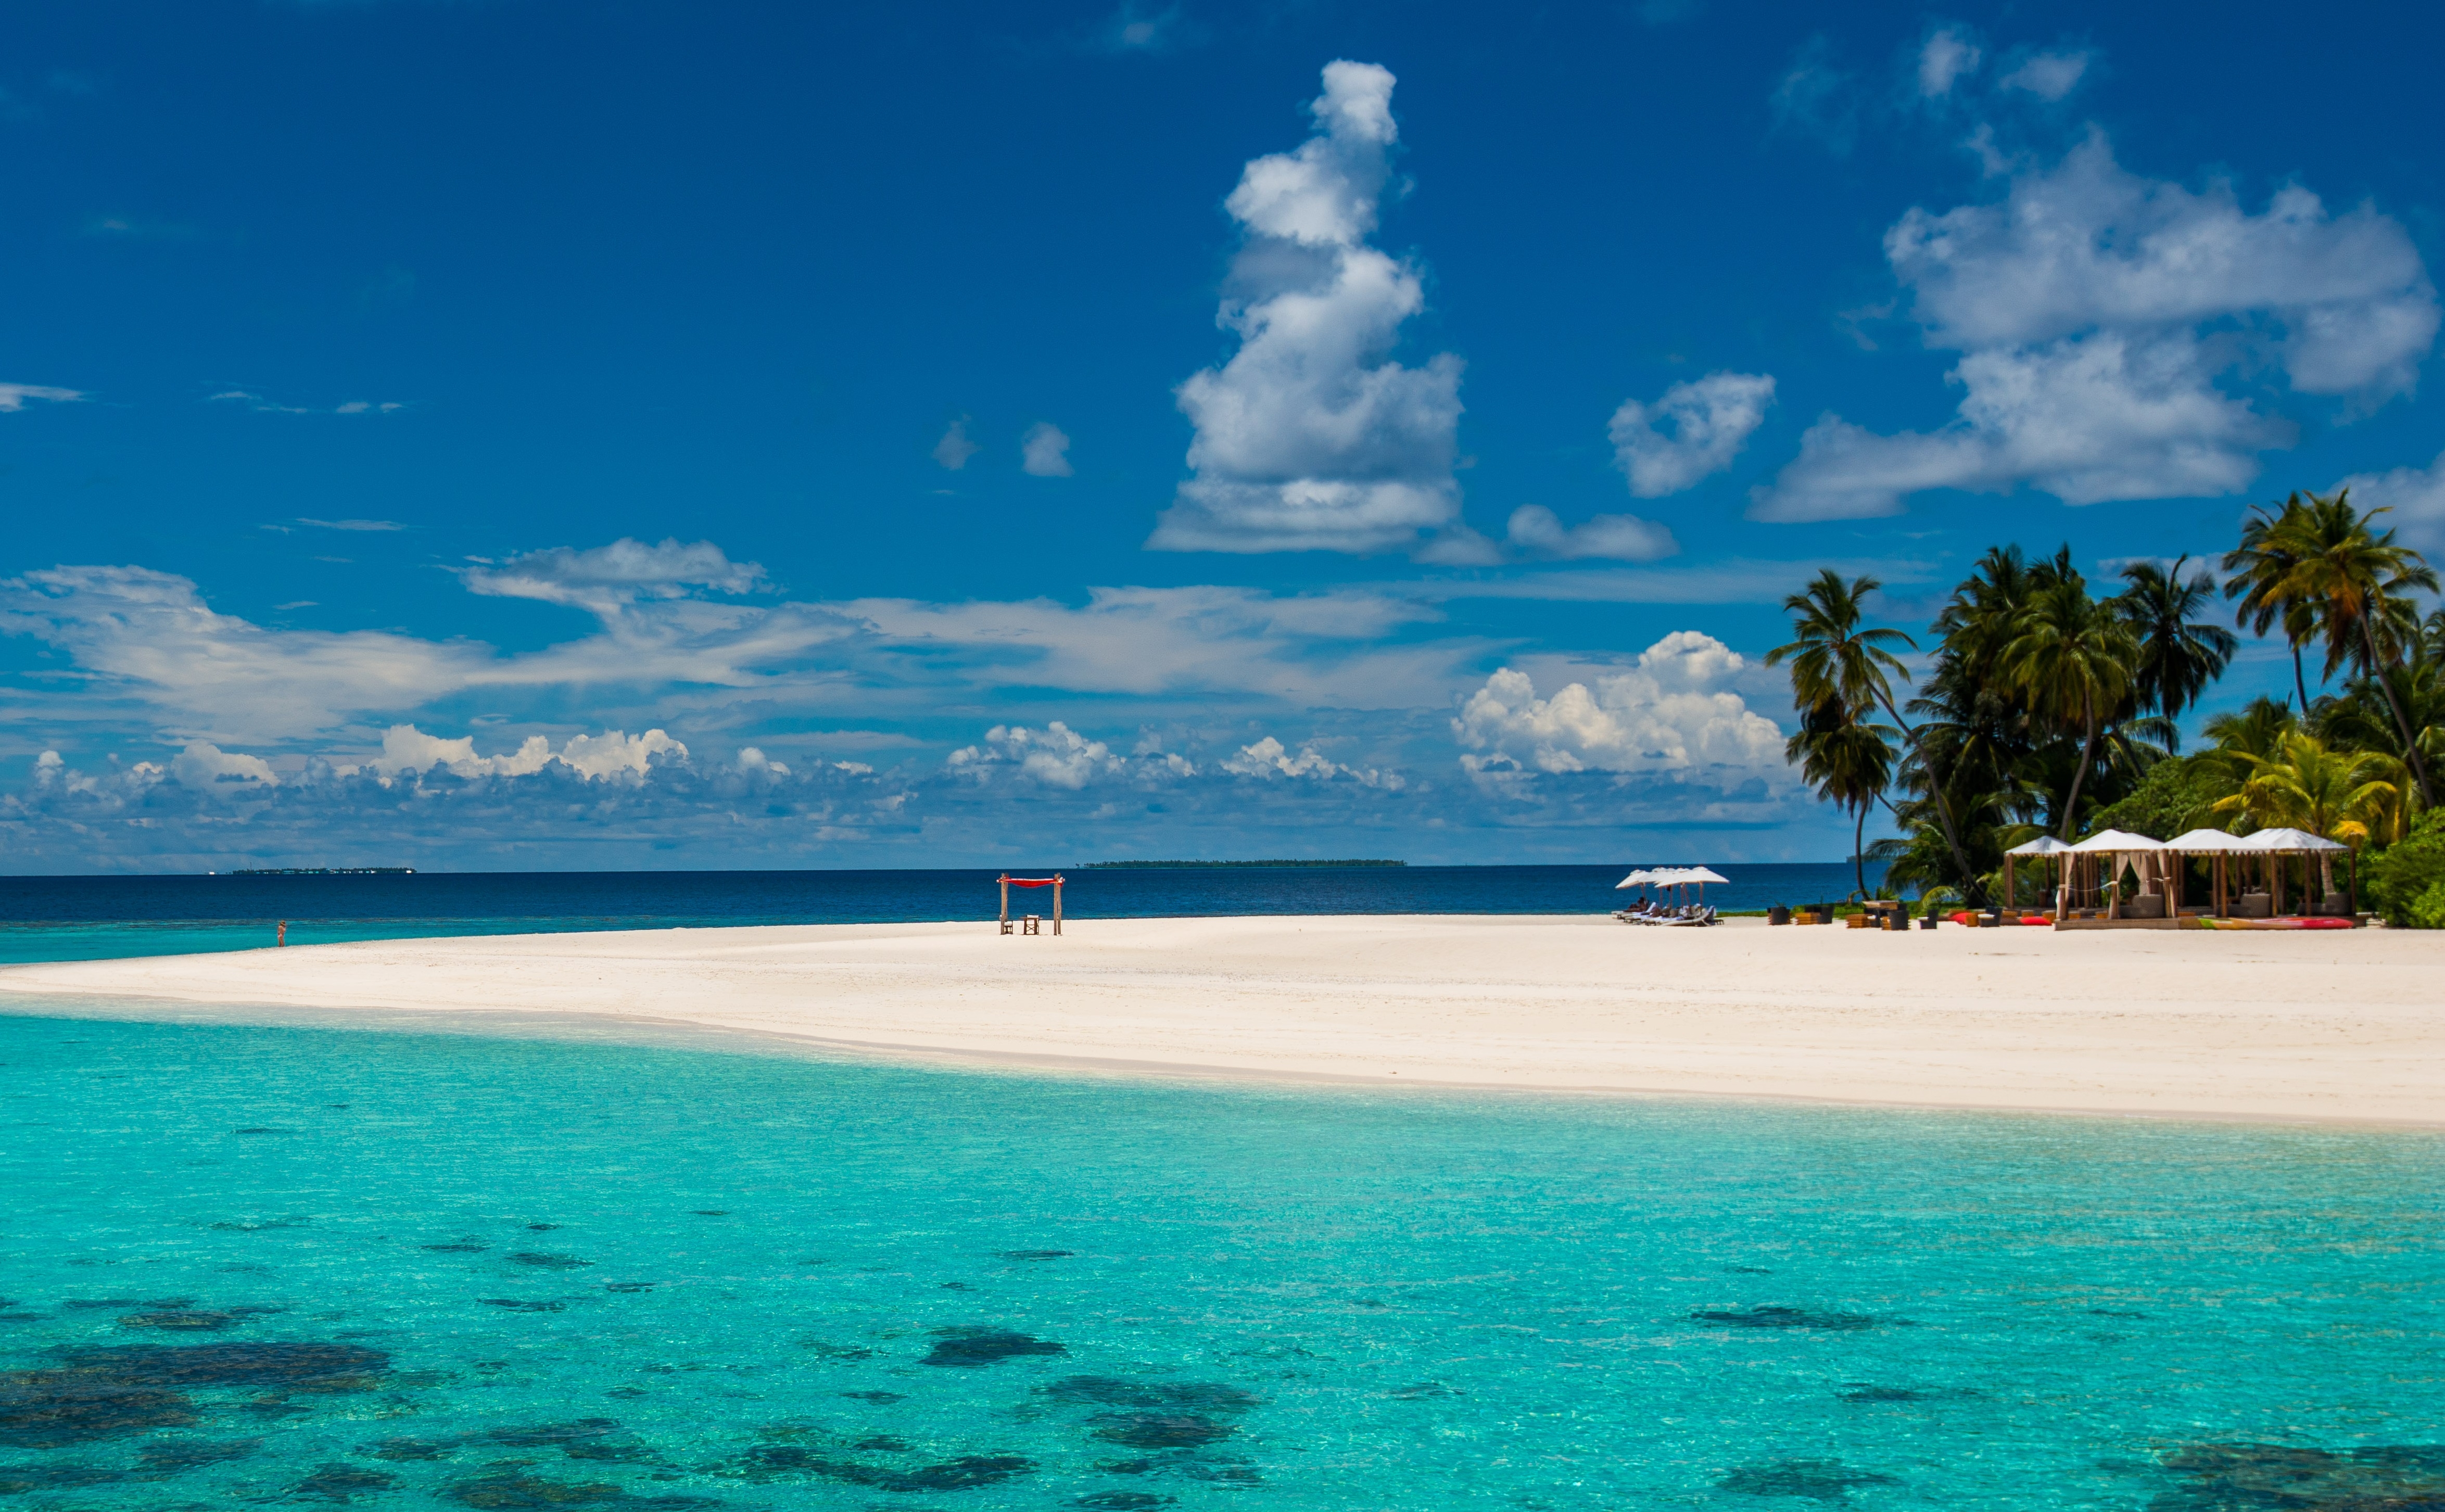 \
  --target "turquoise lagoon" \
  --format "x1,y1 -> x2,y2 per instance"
2,1005 -> 2440,1510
